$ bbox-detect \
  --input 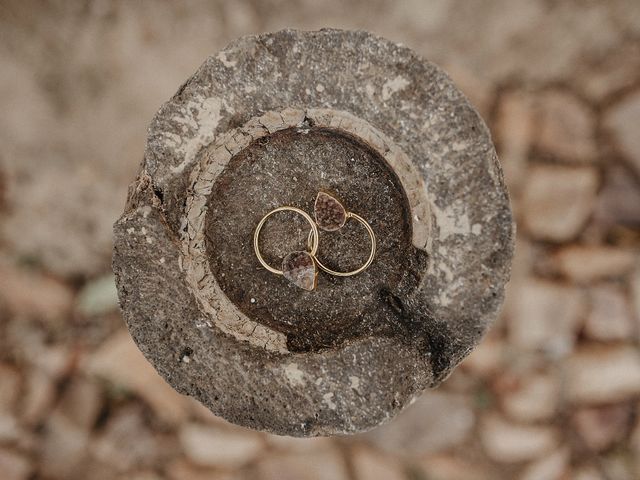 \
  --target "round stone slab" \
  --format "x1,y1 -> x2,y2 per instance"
113,29 -> 514,436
